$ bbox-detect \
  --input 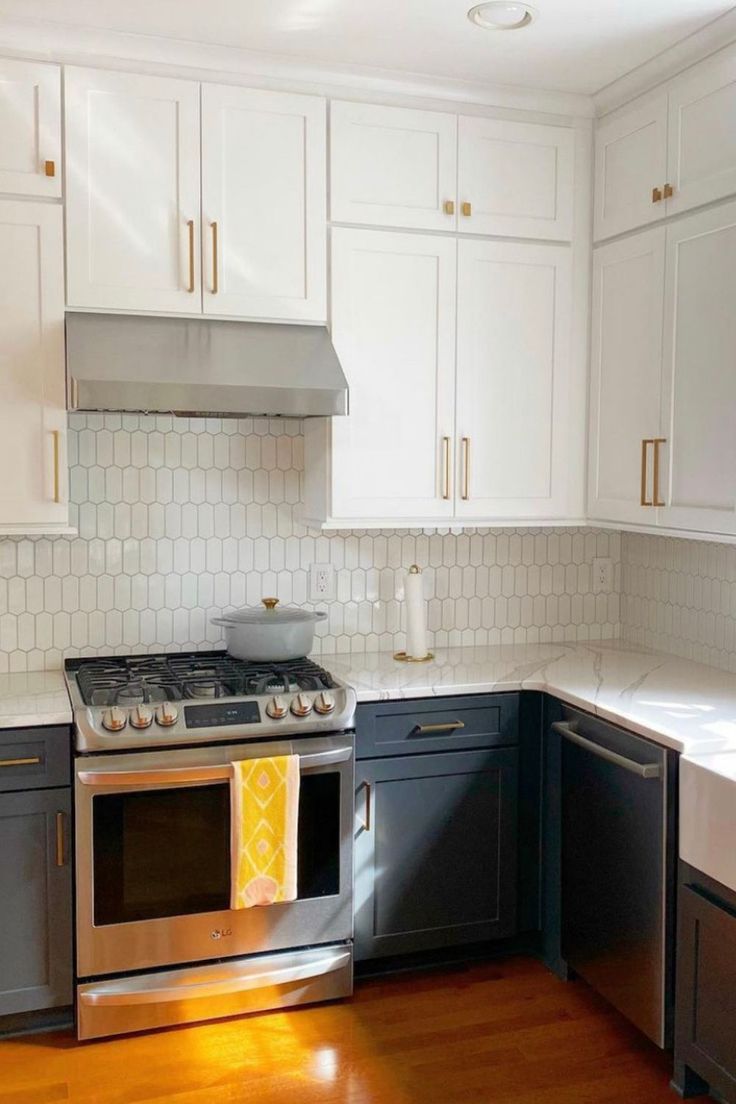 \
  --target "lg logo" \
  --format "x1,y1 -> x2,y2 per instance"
210,928 -> 233,940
